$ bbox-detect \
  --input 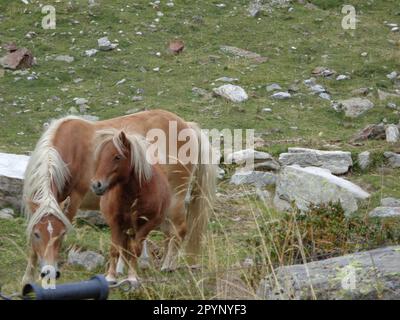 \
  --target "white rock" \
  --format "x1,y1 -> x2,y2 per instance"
387,71 -> 398,80
358,151 -> 371,171
226,149 -> 273,164
98,37 -> 117,51
319,92 -> 331,100
54,55 -> 74,63
310,84 -> 326,93
336,74 -> 350,81
85,49 -> 98,57
274,165 -> 370,215
279,148 -> 353,175
385,124 -> 400,143
271,92 -> 291,100
213,84 -> 248,103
